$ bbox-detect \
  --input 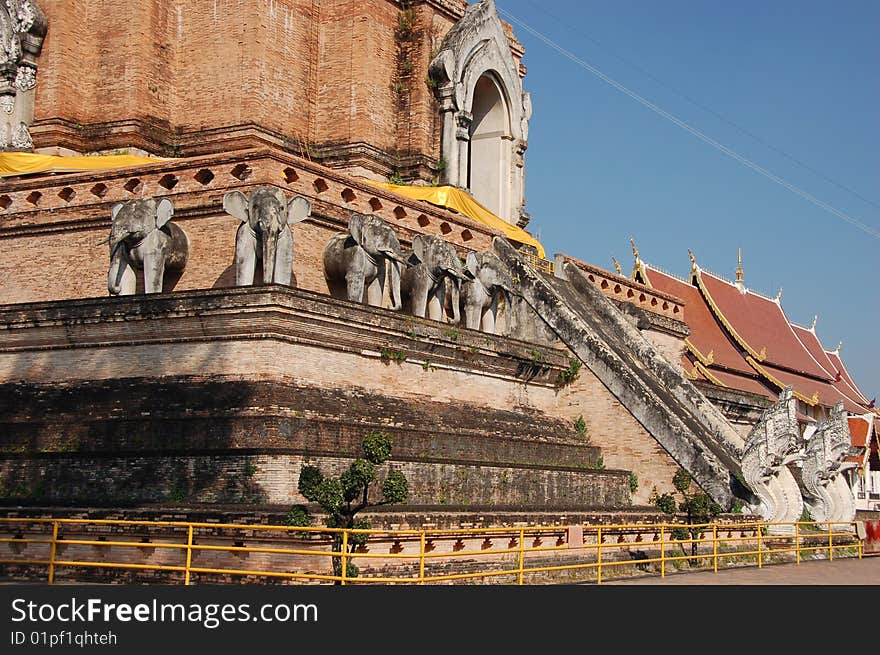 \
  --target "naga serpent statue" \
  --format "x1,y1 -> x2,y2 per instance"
740,387 -> 804,534
800,401 -> 859,528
